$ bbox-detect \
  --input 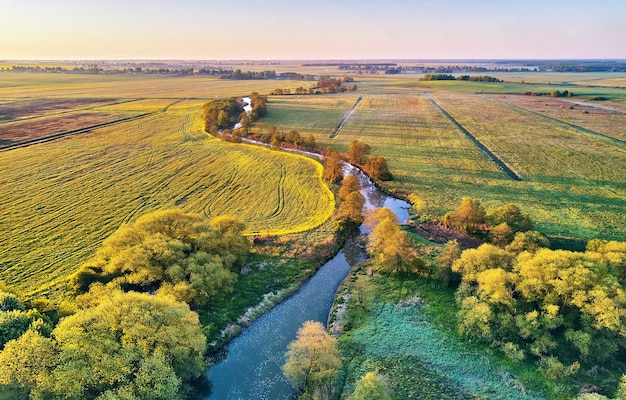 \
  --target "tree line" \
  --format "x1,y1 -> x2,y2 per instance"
271,77 -> 357,96
419,74 -> 502,82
